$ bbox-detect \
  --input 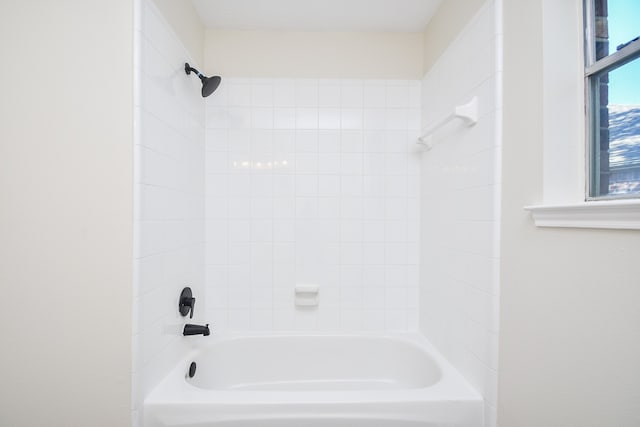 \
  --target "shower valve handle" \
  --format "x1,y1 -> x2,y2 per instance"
179,287 -> 196,319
